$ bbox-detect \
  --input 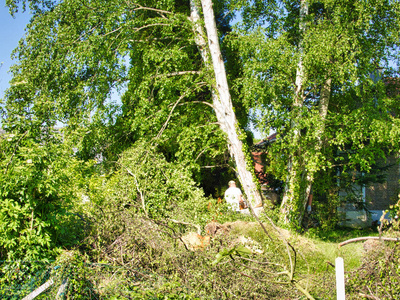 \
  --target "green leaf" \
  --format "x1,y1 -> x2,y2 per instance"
234,245 -> 252,256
